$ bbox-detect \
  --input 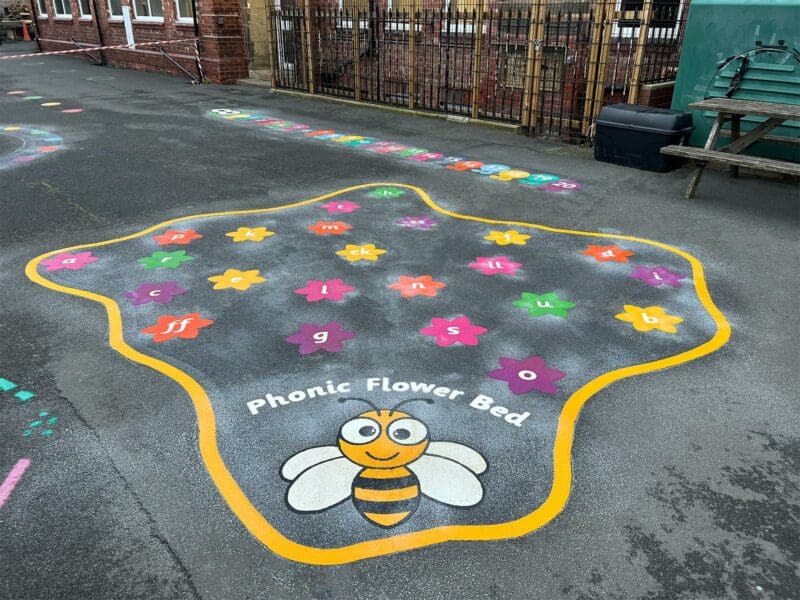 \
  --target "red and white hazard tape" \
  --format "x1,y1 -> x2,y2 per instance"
0,38 -> 198,60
